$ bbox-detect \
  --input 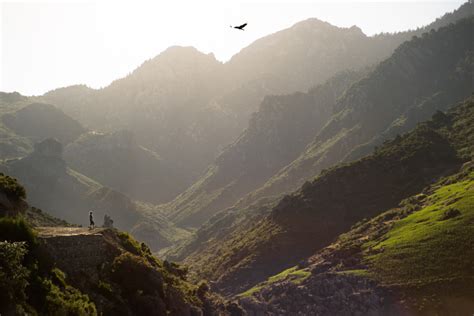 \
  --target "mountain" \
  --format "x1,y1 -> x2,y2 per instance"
1,138 -> 137,227
2,103 -> 85,145
163,14 -> 474,230
162,69 -> 365,227
0,138 -> 187,250
177,95 -> 473,296
0,93 -> 34,159
36,4 -> 474,204
243,16 -> 473,206
42,47 -> 233,189
64,130 -> 186,204
238,161 -> 474,315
